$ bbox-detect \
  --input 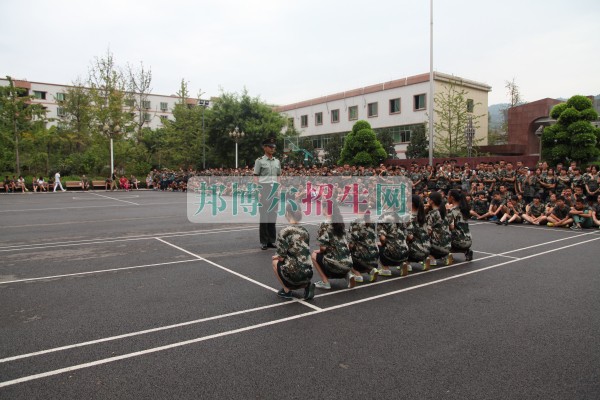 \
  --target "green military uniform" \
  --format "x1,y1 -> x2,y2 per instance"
527,201 -> 545,218
426,208 -> 451,258
317,222 -> 353,278
348,217 -> 379,272
406,214 -> 431,262
377,212 -> 409,265
276,225 -> 313,289
473,198 -> 489,216
253,138 -> 281,246
448,207 -> 472,252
